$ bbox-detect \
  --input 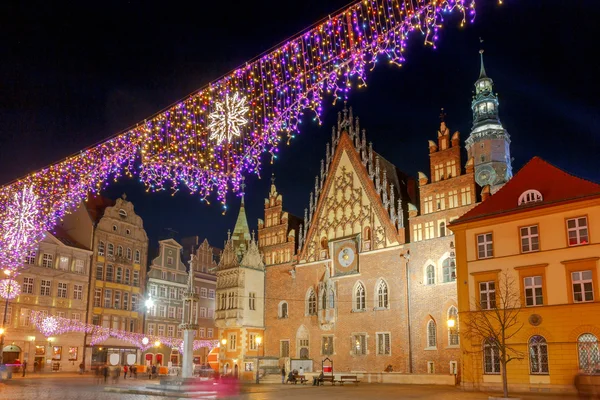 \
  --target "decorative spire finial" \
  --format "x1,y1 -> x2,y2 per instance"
478,39 -> 487,79
439,107 -> 447,123
271,173 -> 276,186
240,176 -> 246,204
